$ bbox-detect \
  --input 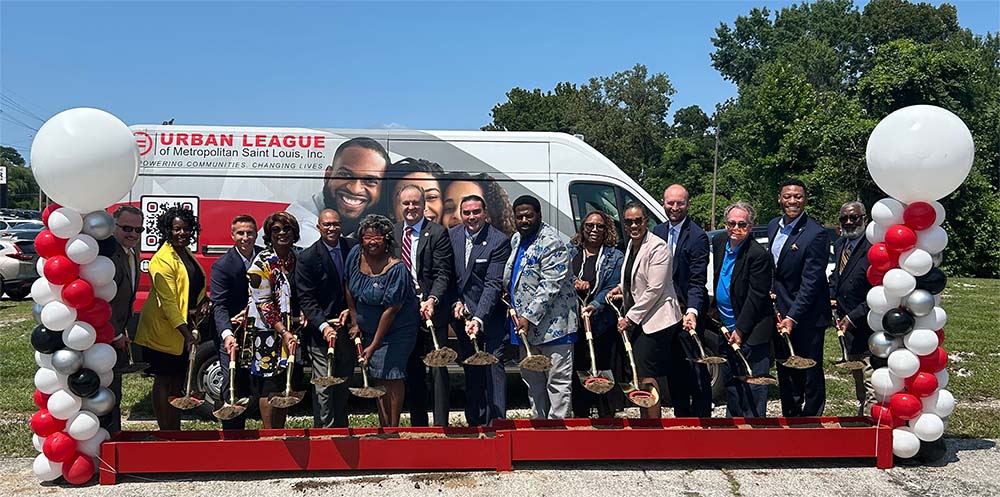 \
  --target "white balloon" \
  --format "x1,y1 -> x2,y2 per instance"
872,367 -> 904,397
883,268 -> 916,298
892,427 -> 921,458
923,389 -> 956,417
916,226 -> 948,254
77,428 -> 111,457
47,389 -> 82,420
65,233 -> 100,265
903,329 -> 940,356
83,343 -> 117,373
32,453 -> 63,481
867,310 -> 886,332
866,221 -> 887,244
80,256 -> 115,287
871,198 -> 905,226
915,306 -> 947,331
32,434 -> 45,452
931,201 -> 946,227
30,107 -> 140,212
910,413 -> 945,442
34,351 -> 53,369
866,286 -> 900,314
899,248 -> 933,277
34,368 -> 66,394
935,368 -> 950,389
36,256 -> 47,277
47,207 -> 84,239
31,277 -> 63,306
98,368 -> 114,388
63,321 -> 97,351
40,300 -> 77,331
66,410 -> 101,441
888,349 -> 920,378
94,282 -> 117,302
866,105 -> 975,203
